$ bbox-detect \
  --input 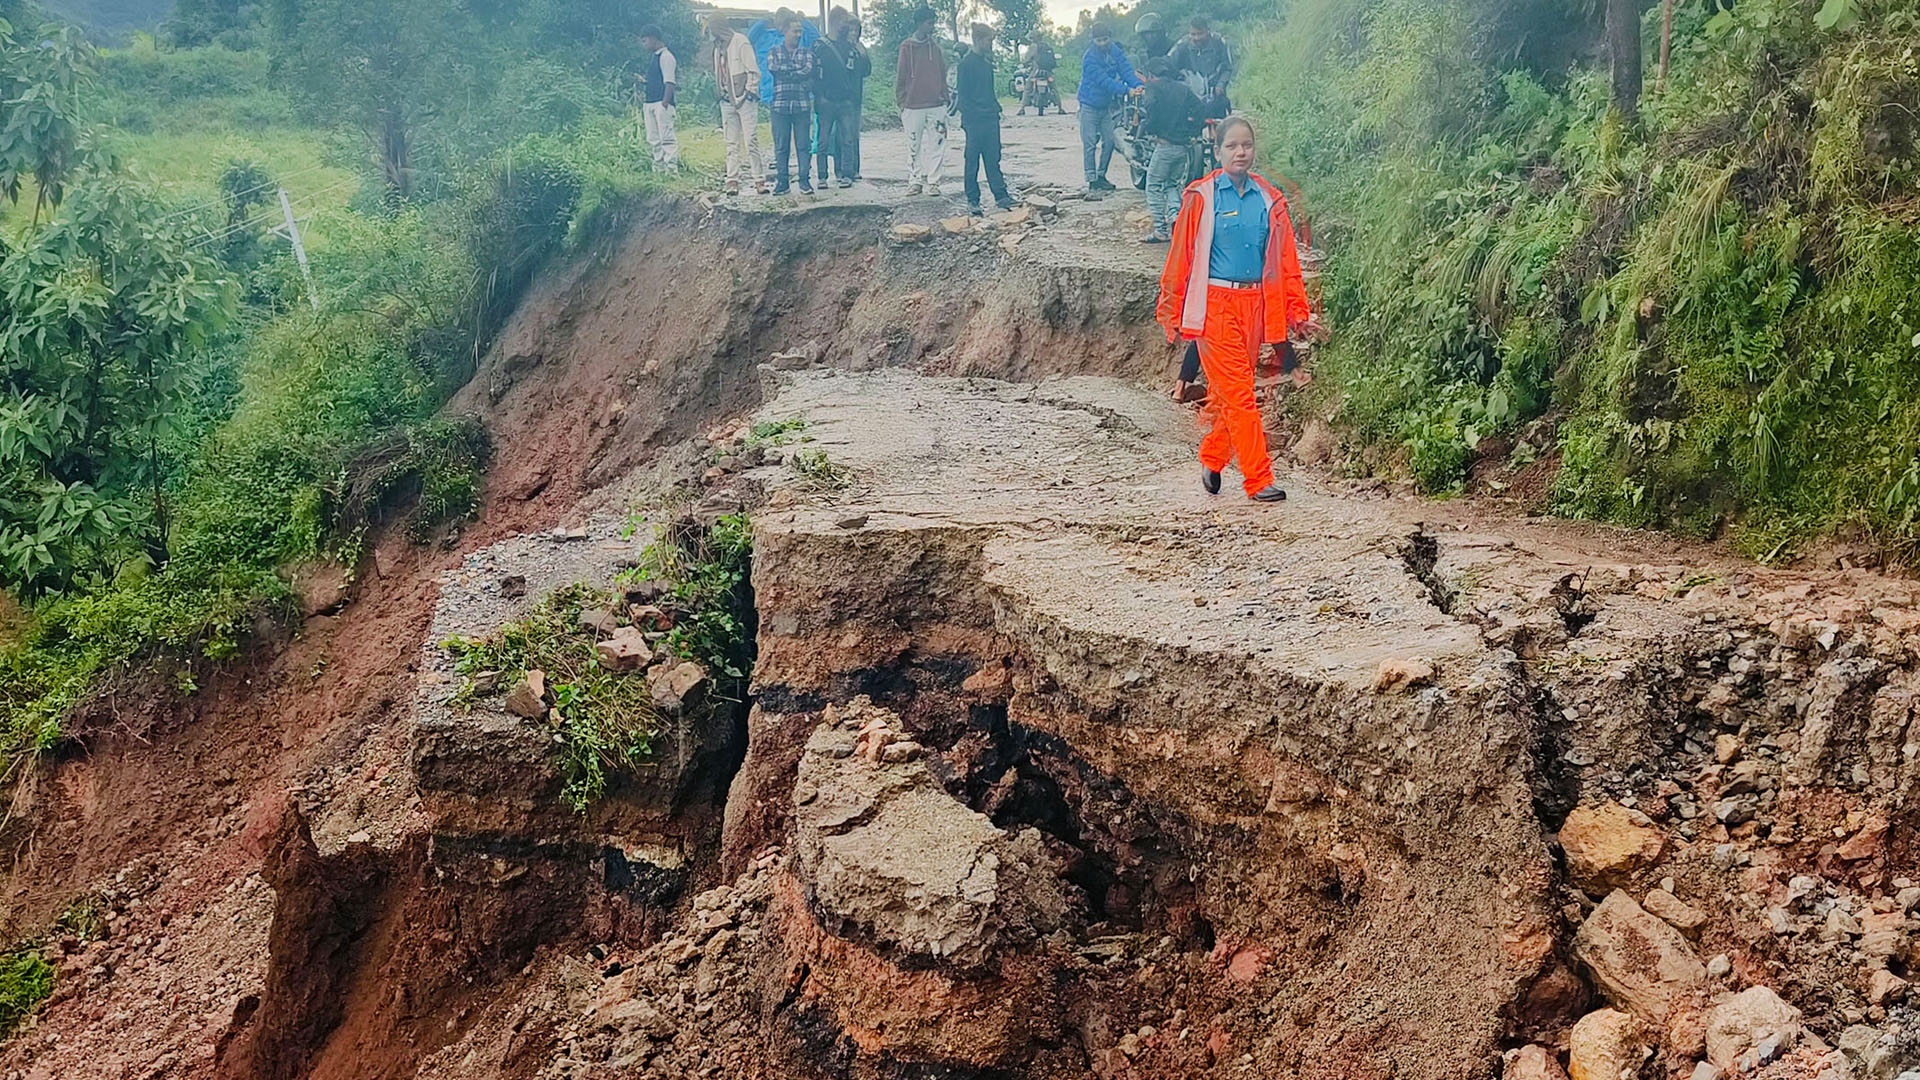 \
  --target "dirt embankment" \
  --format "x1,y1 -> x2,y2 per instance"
6,185 -> 1920,1080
